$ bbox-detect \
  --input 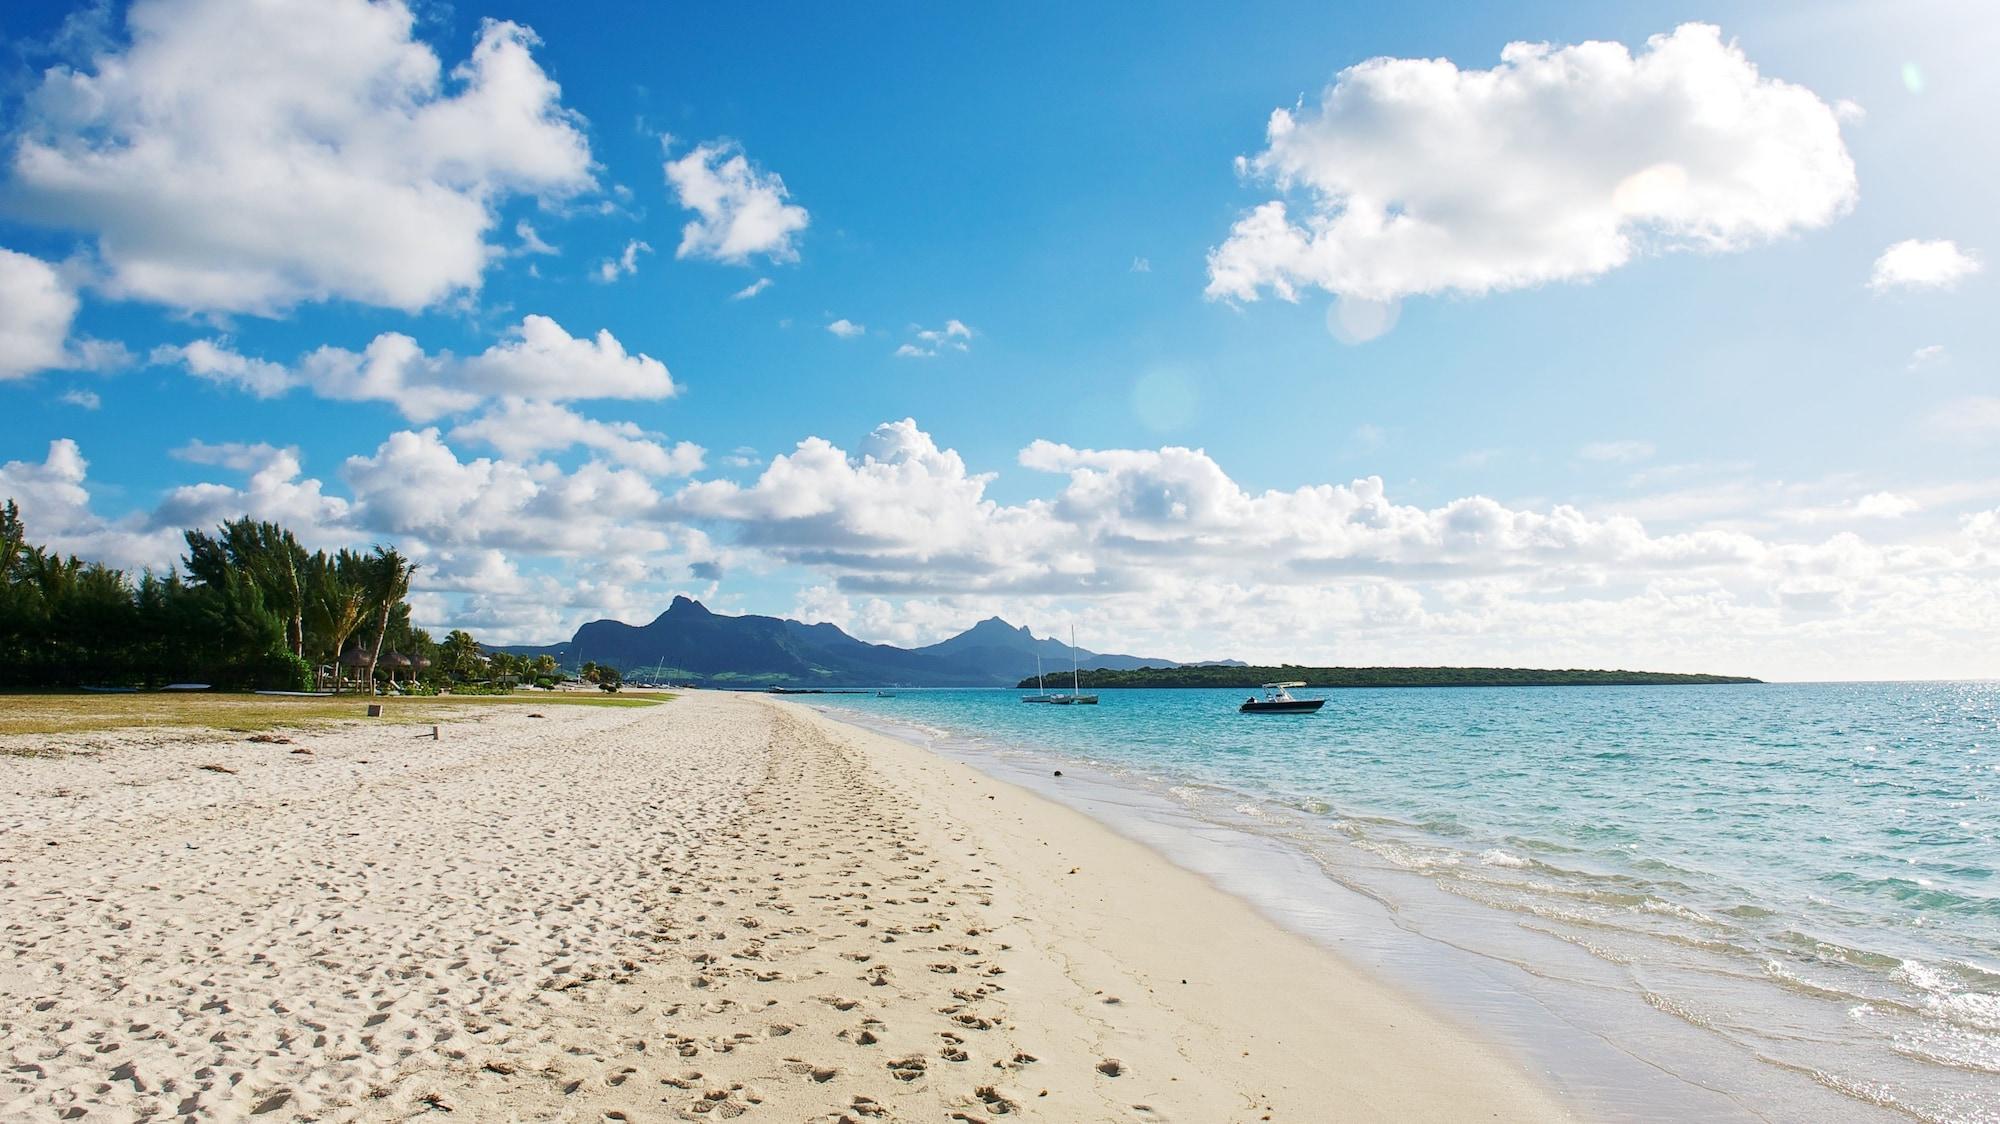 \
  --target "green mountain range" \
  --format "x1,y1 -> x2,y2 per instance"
493,596 -> 1224,686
